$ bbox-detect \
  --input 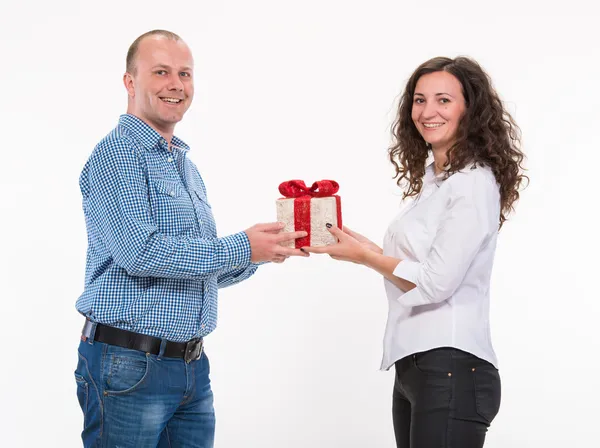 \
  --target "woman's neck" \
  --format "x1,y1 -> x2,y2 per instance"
431,146 -> 449,175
